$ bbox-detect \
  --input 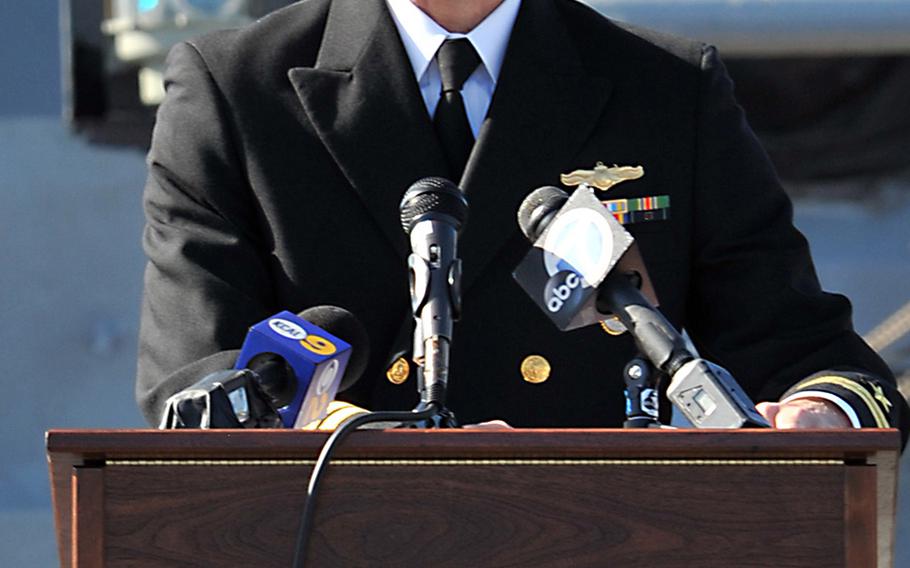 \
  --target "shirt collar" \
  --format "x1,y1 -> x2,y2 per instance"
385,0 -> 521,85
